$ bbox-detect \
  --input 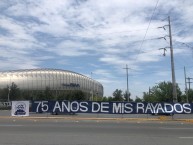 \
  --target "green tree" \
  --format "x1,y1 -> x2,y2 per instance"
135,96 -> 143,102
108,96 -> 113,101
57,91 -> 67,101
92,95 -> 103,101
112,89 -> 124,101
9,82 -> 21,101
44,87 -> 53,100
143,92 -> 158,102
143,81 -> 182,102
180,94 -> 188,103
36,91 -> 46,101
101,96 -> 108,101
123,91 -> 131,101
187,89 -> 193,103
71,90 -> 86,101
0,88 -> 9,101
